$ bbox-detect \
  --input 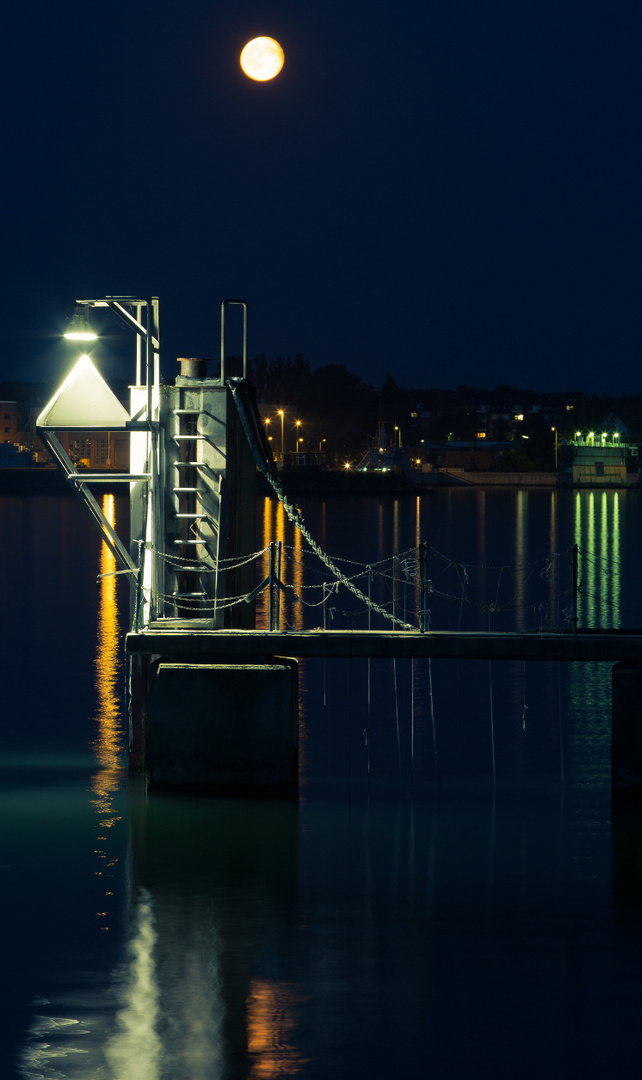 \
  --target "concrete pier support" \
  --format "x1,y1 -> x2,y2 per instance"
144,659 -> 298,796
612,661 -> 642,805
